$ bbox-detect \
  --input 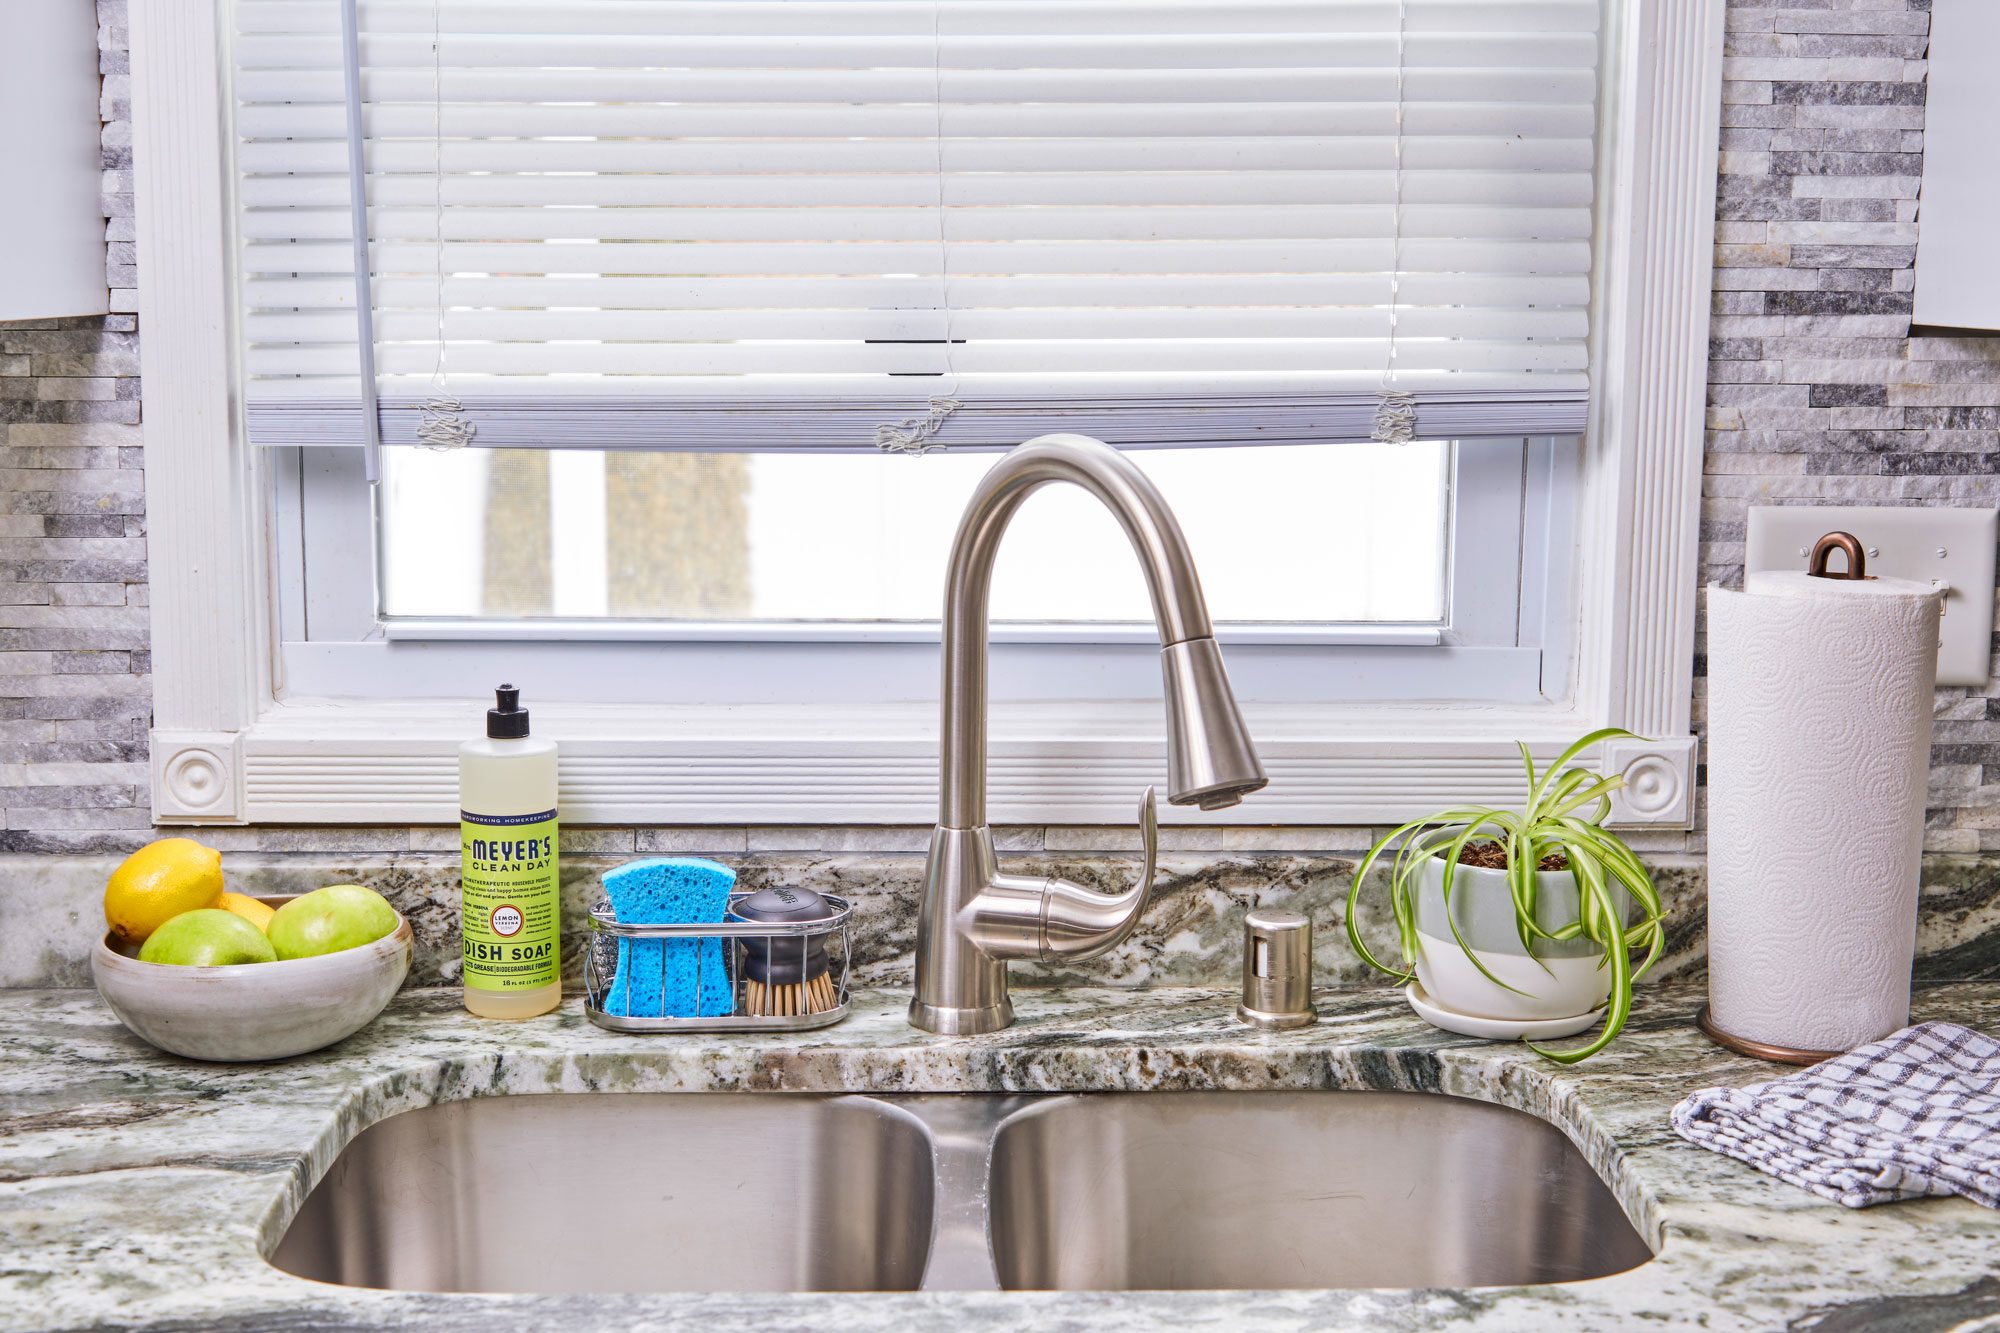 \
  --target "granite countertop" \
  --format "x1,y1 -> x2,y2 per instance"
4,981 -> 2000,1331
